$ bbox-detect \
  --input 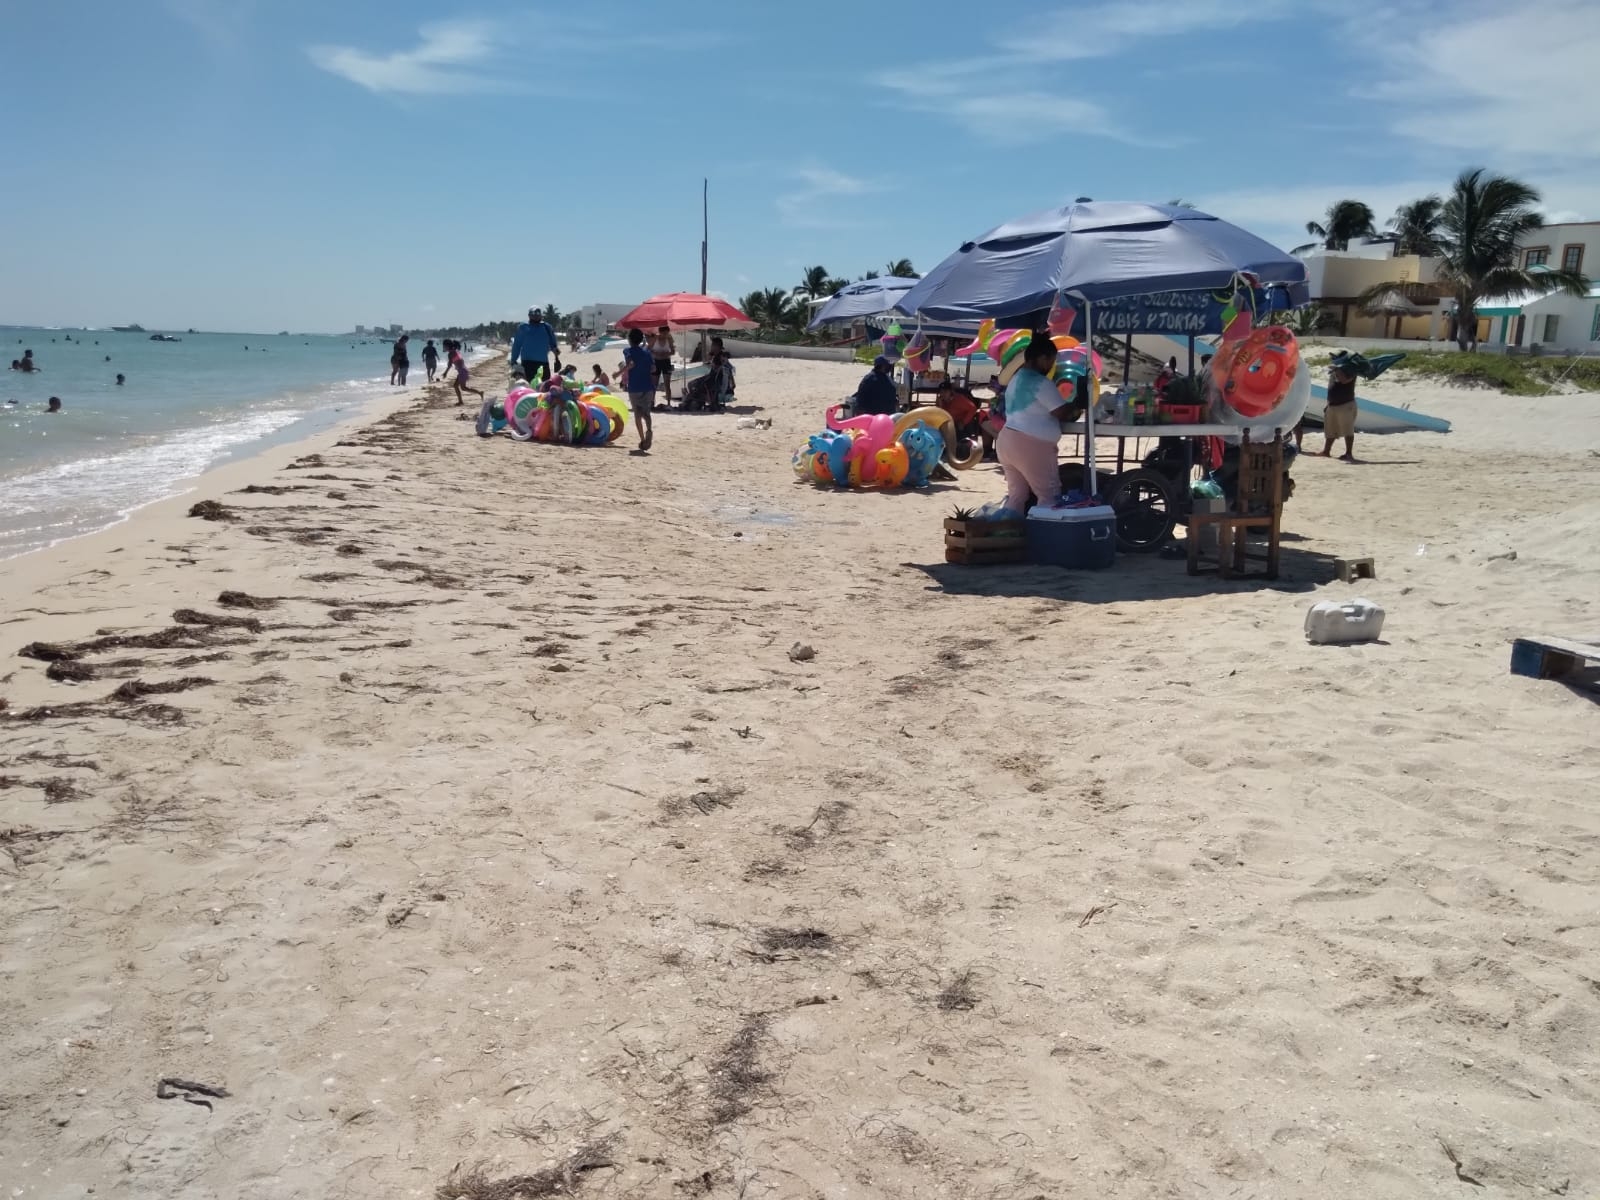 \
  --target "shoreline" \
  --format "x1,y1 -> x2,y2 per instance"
1,345 -> 502,567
